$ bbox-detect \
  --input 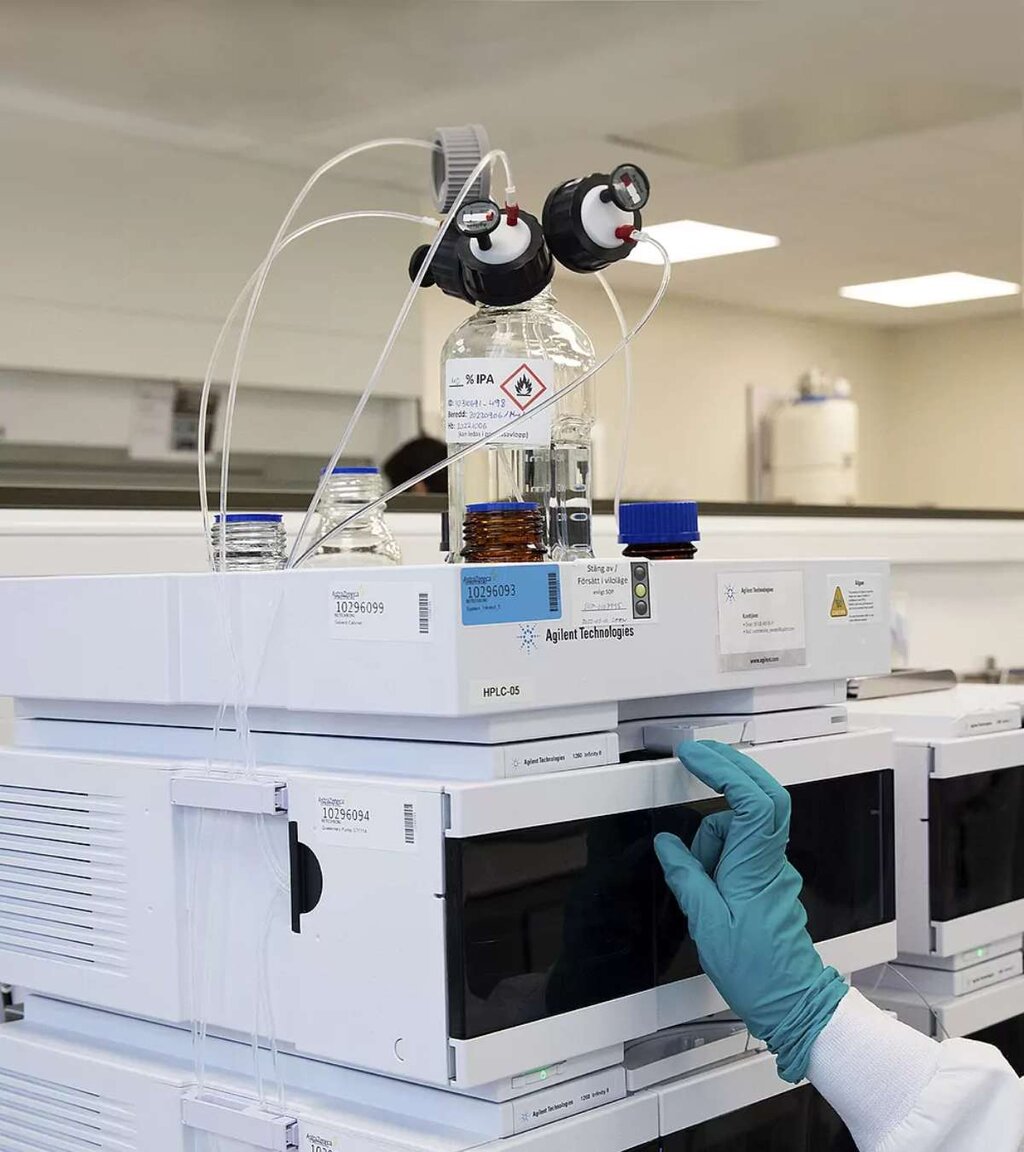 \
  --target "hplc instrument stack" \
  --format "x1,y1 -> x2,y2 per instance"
849,679 -> 1024,1069
0,557 -> 894,1150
